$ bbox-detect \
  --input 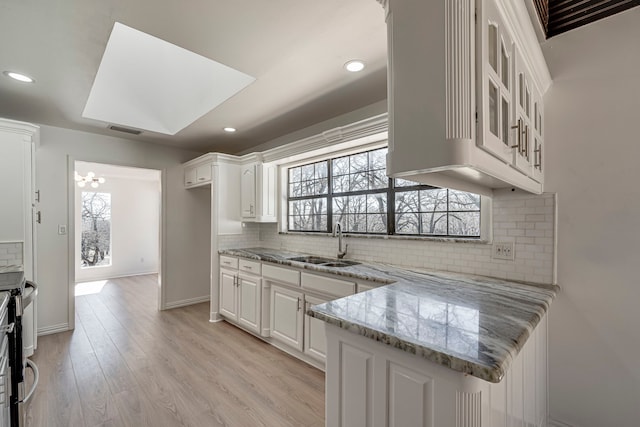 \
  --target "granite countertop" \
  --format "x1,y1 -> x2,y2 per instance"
219,247 -> 558,383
